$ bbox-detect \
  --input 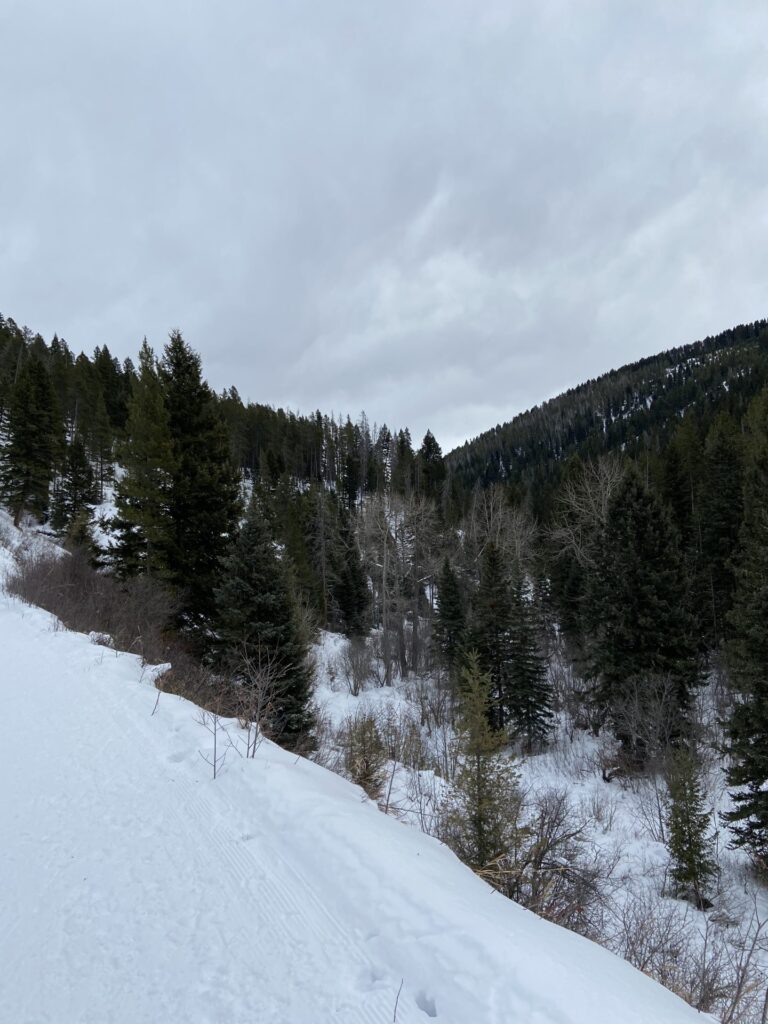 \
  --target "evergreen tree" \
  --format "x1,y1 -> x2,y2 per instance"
0,357 -> 61,525
699,414 -> 743,646
93,344 -> 130,431
88,388 -> 113,501
160,331 -> 241,627
391,429 -> 414,496
113,341 -> 176,580
334,508 -> 369,636
51,433 -> 97,532
724,389 -> 768,865
471,542 -> 515,730
433,557 -> 466,674
416,430 -> 445,501
661,414 -> 703,550
441,652 -> 520,870
507,574 -> 553,752
215,497 -> 314,750
340,417 -> 361,511
666,749 -> 716,906
587,467 -> 699,757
